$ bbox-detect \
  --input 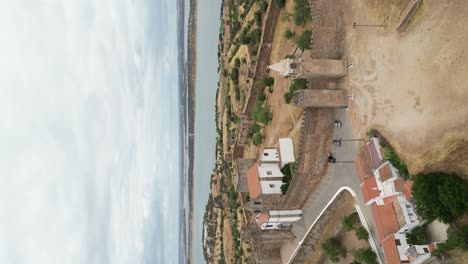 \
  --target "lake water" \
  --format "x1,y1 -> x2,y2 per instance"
192,0 -> 222,263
